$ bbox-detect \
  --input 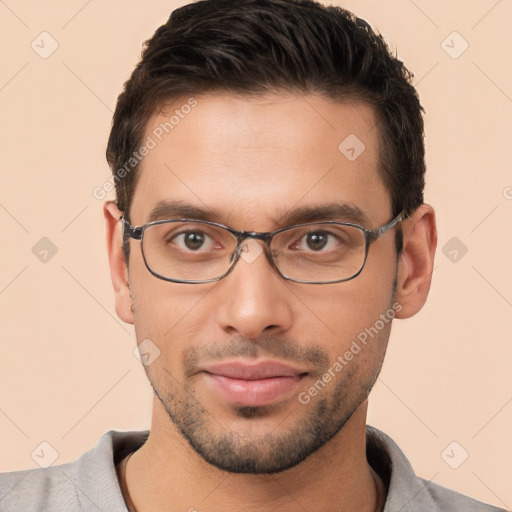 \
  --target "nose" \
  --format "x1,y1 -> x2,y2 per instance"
214,239 -> 293,340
